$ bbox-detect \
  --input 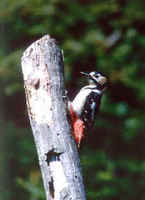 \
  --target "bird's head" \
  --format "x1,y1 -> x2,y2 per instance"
80,71 -> 107,90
